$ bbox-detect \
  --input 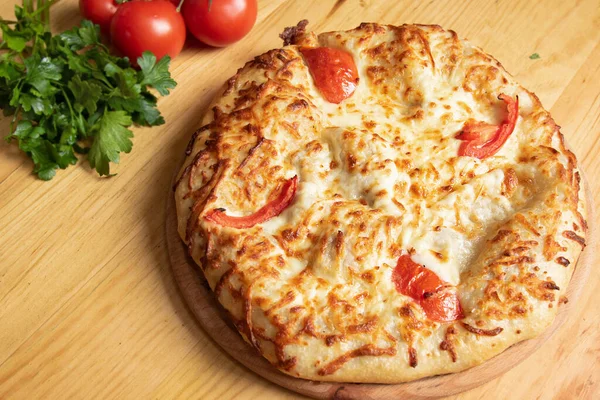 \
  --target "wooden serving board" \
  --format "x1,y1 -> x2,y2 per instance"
166,173 -> 595,400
